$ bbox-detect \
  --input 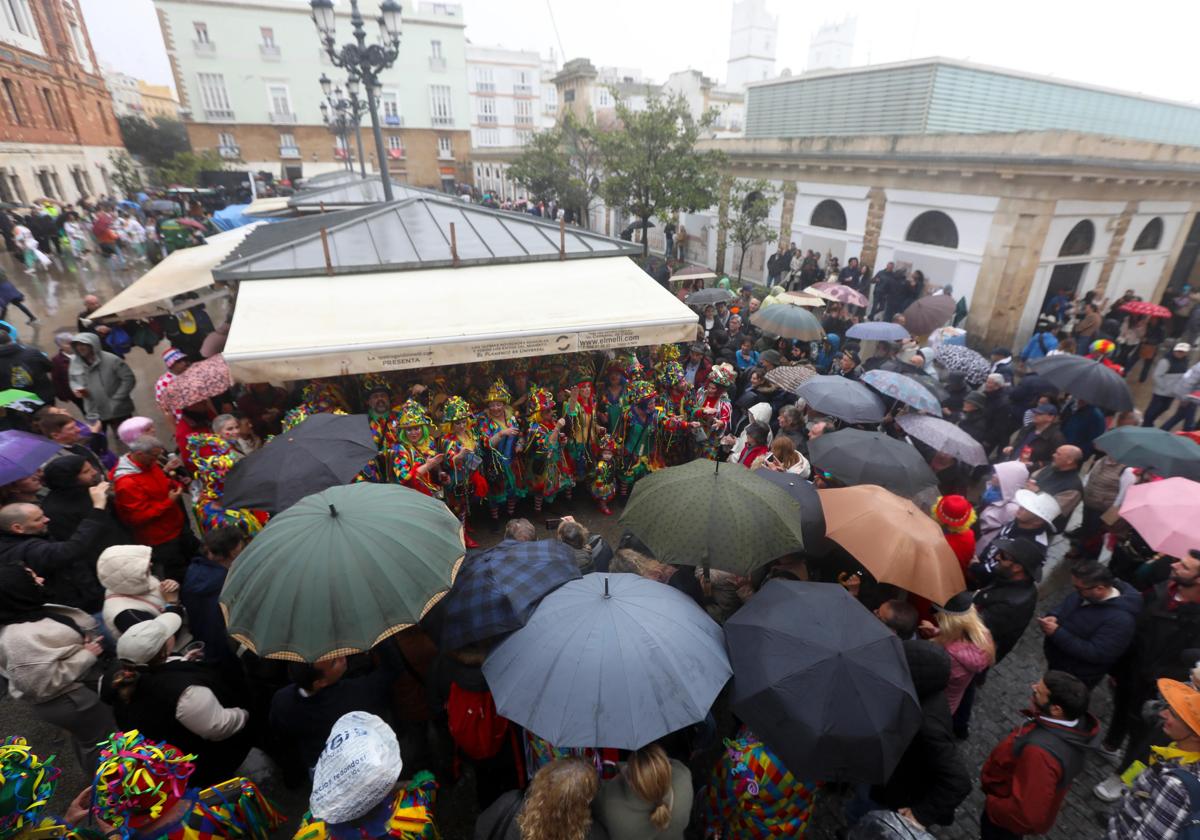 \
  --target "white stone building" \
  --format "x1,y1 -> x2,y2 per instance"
465,44 -> 555,150
103,66 -> 144,118
726,0 -> 776,91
